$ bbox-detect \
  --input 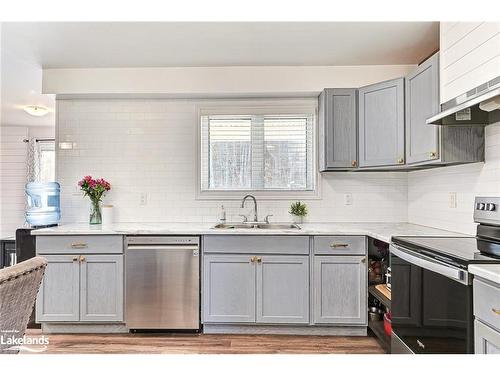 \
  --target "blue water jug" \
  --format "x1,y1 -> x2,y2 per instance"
25,182 -> 61,226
